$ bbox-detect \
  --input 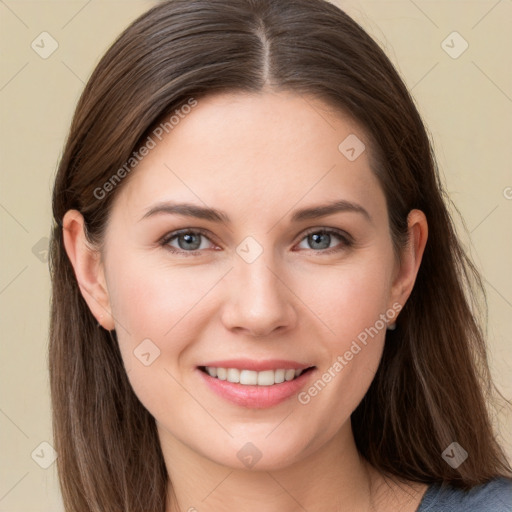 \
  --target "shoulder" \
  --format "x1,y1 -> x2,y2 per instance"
416,476 -> 512,512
